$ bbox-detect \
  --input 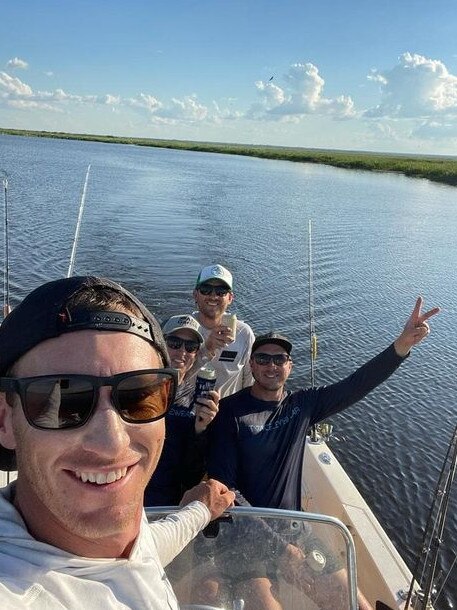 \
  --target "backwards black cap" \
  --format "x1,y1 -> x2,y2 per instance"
251,331 -> 293,355
0,276 -> 169,471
